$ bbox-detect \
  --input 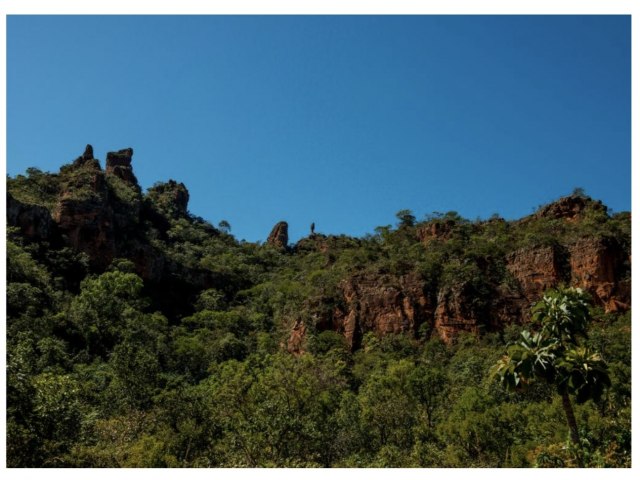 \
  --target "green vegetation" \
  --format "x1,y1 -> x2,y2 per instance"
492,287 -> 612,467
5,163 -> 631,467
